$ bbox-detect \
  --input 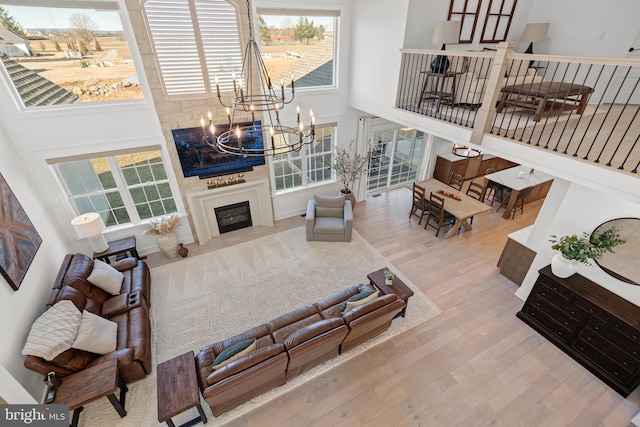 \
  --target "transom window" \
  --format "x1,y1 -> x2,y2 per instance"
0,2 -> 143,107
272,124 -> 335,191
51,149 -> 178,227
257,9 -> 338,89
143,0 -> 243,96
